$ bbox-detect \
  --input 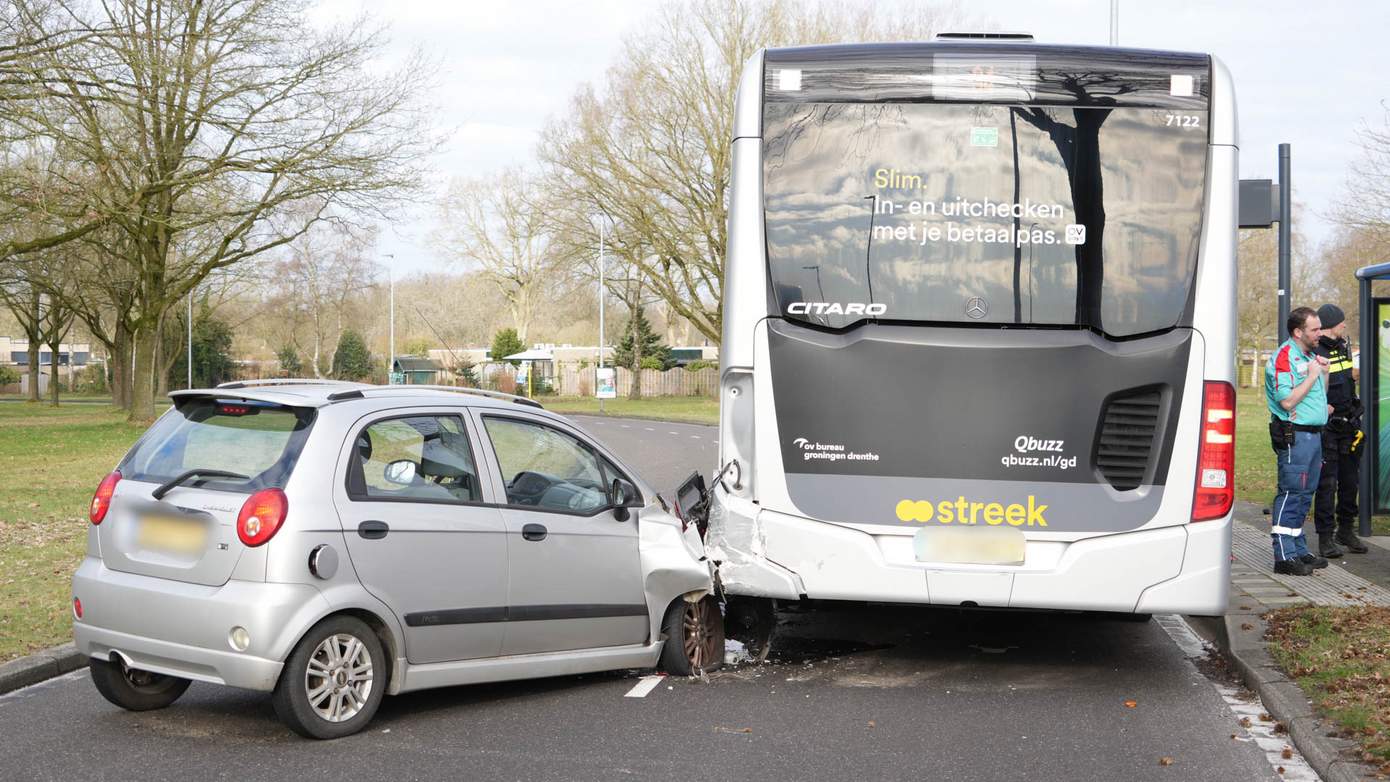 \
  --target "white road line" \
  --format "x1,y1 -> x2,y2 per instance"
1156,616 -> 1318,781
645,427 -> 655,431
623,674 -> 666,698
668,431 -> 679,435
620,424 -> 630,429
690,435 -> 701,440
